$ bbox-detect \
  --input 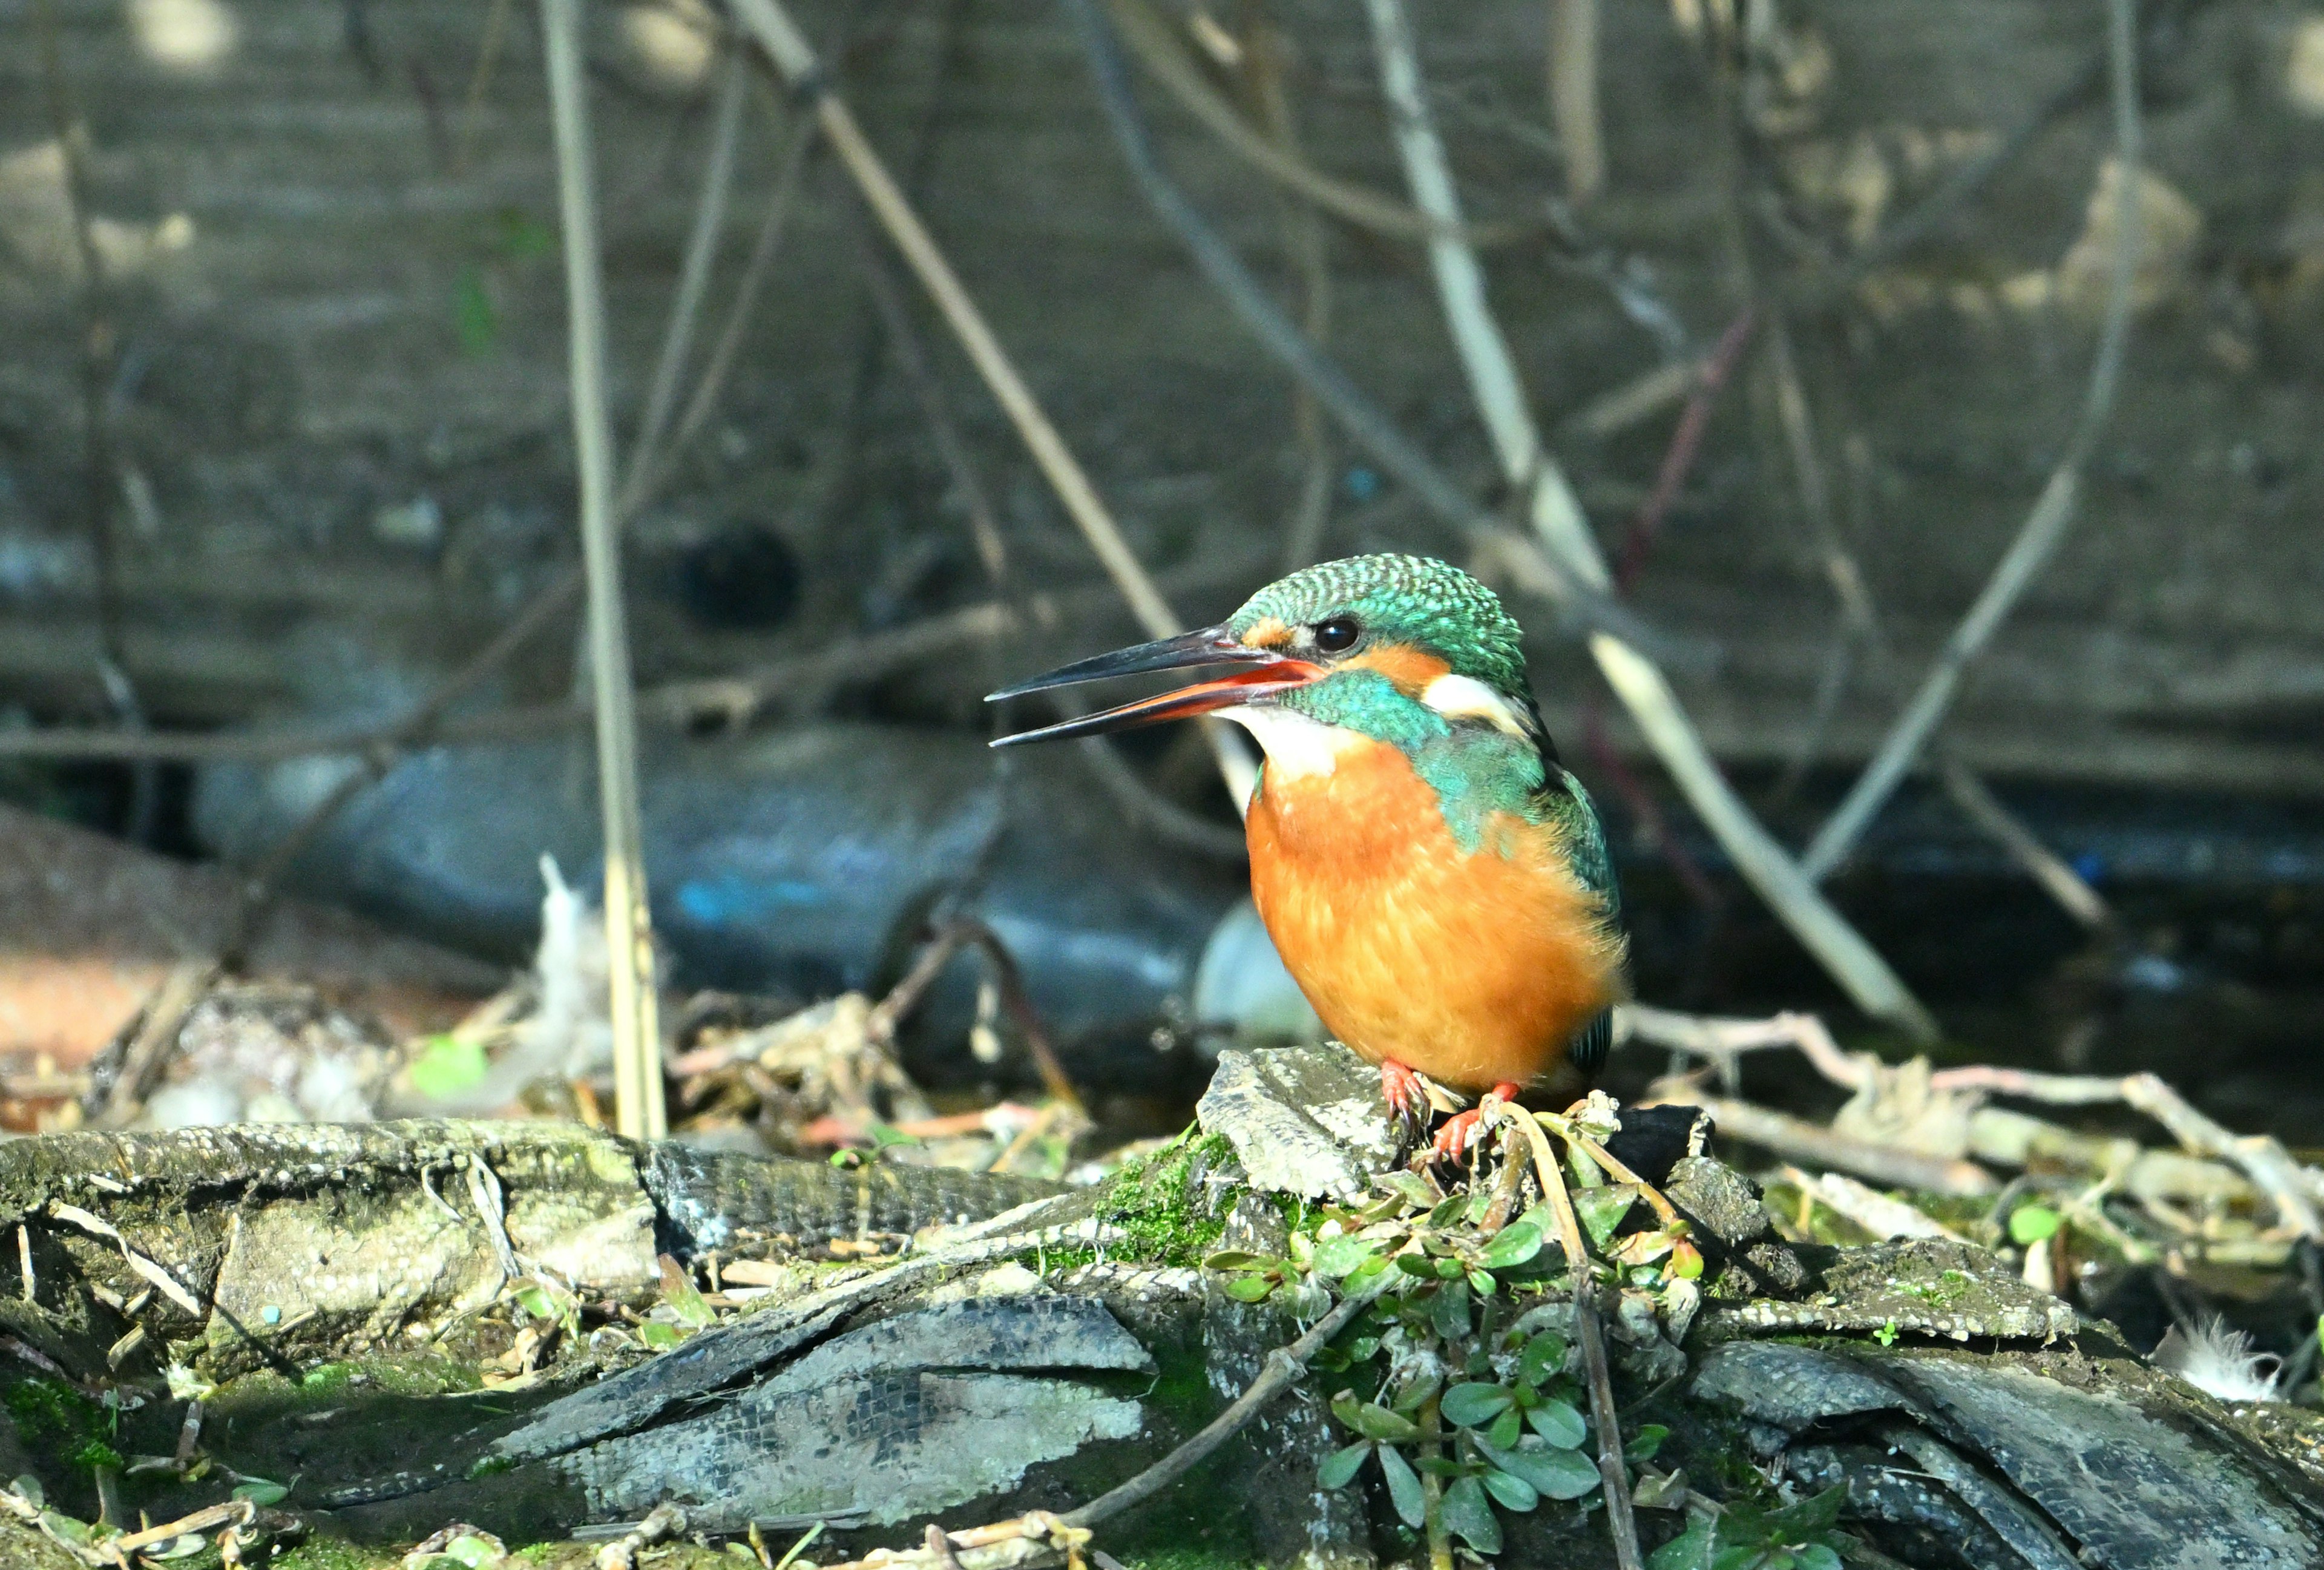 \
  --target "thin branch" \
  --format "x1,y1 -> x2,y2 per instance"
543,0 -> 666,1140
1937,757 -> 2113,932
1062,1268 -> 1397,1529
1101,0 -> 1537,247
1546,0 -> 1603,203
1499,1108 -> 1644,1570
1801,0 -> 2142,881
620,44 -> 750,517
453,0 -> 516,173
